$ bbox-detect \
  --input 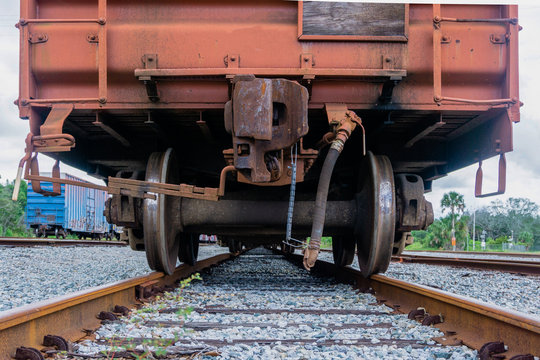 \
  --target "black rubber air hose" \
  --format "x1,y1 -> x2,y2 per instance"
304,142 -> 342,270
